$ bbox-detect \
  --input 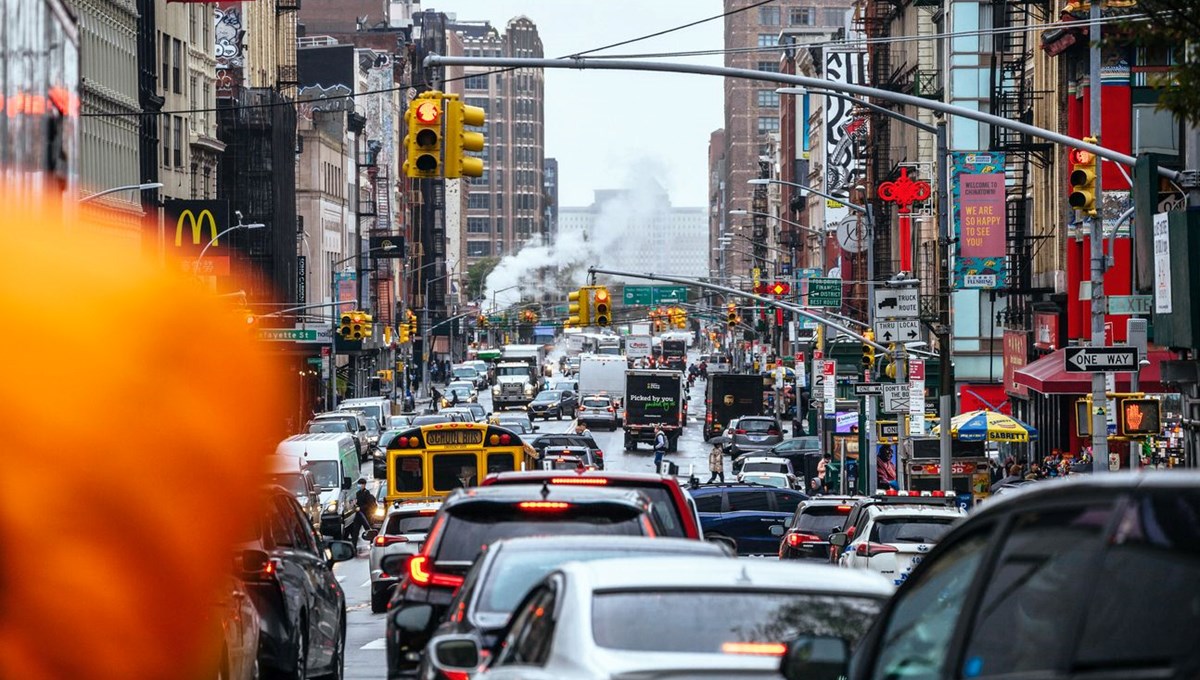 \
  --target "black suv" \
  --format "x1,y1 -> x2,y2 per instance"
383,483 -> 663,678
526,389 -> 579,420
240,486 -> 355,679
777,496 -> 858,560
781,472 -> 1200,680
689,483 -> 808,556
